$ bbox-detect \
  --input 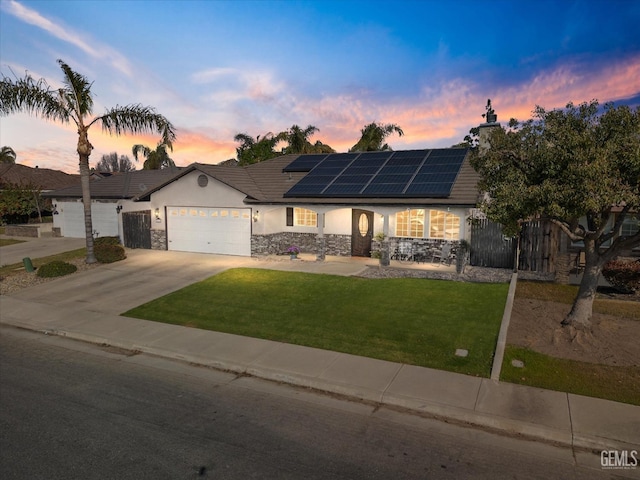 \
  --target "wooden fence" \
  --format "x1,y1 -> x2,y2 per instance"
518,219 -> 561,273
470,219 -> 517,269
470,218 -> 561,272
